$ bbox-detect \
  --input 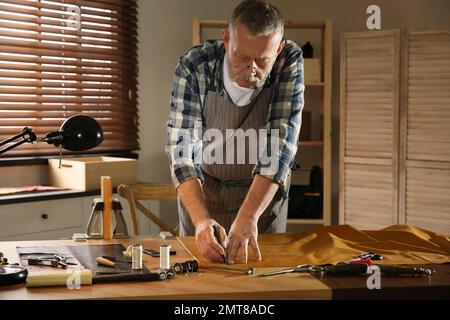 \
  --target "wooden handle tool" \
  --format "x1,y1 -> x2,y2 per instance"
101,176 -> 113,240
96,257 -> 116,268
